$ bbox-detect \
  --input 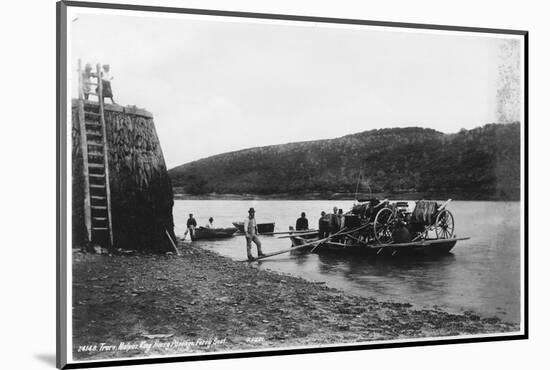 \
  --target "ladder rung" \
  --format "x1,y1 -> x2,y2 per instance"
93,217 -> 107,221
92,227 -> 109,231
91,205 -> 107,210
88,151 -> 103,157
85,121 -> 101,127
87,142 -> 103,147
91,195 -> 106,200
90,184 -> 105,189
88,163 -> 104,168
86,131 -> 102,137
89,173 -> 105,178
85,112 -> 101,117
